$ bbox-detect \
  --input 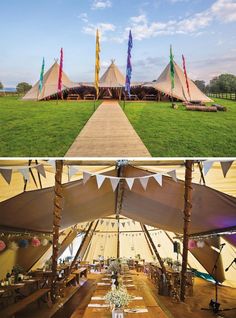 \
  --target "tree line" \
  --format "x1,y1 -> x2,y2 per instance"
195,74 -> 236,93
